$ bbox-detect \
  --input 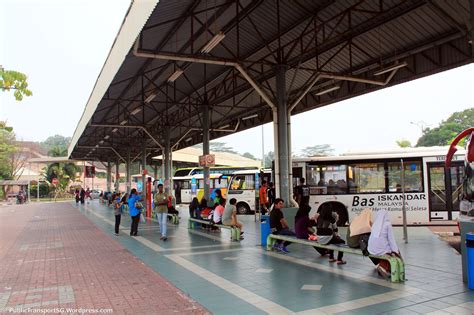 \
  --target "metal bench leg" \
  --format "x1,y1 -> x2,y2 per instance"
266,235 -> 275,251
